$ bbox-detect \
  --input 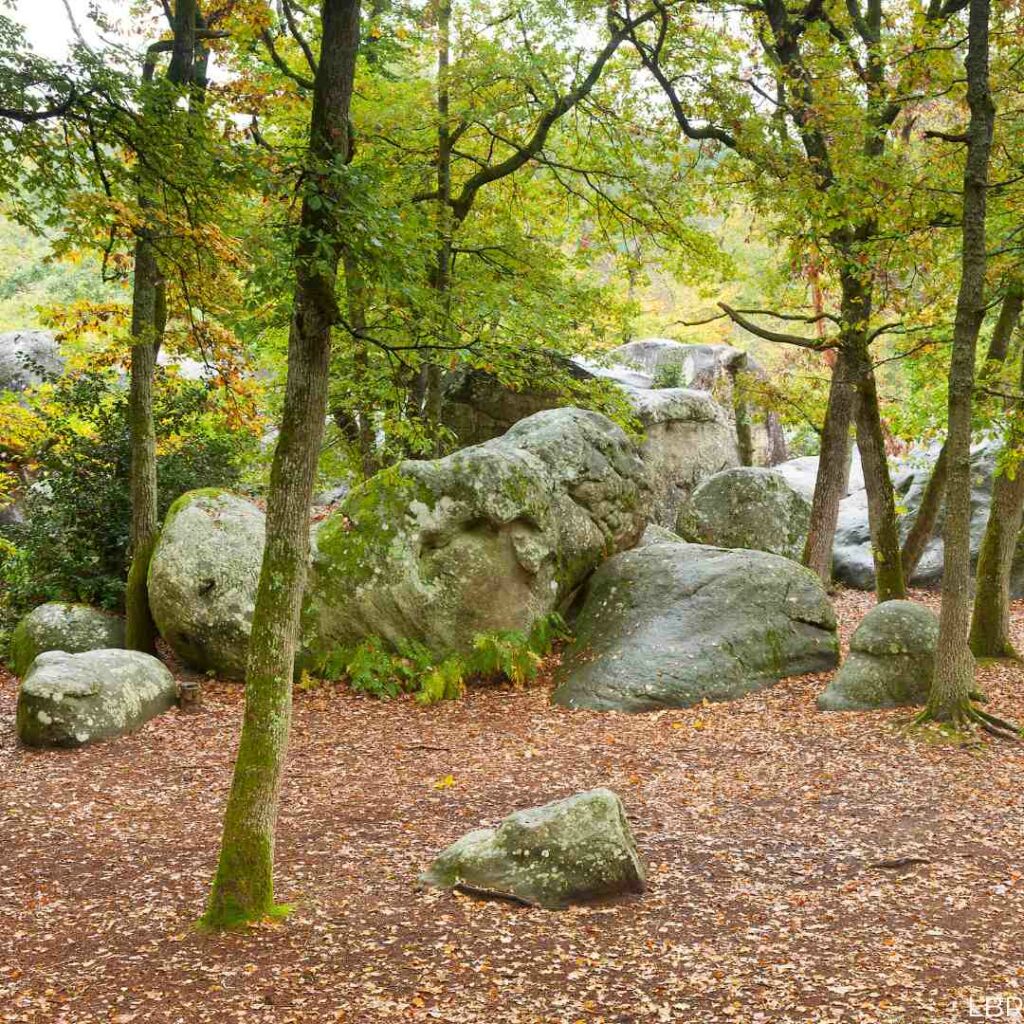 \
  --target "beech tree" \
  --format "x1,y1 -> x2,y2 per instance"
629,0 -> 987,600
203,0 -> 362,927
